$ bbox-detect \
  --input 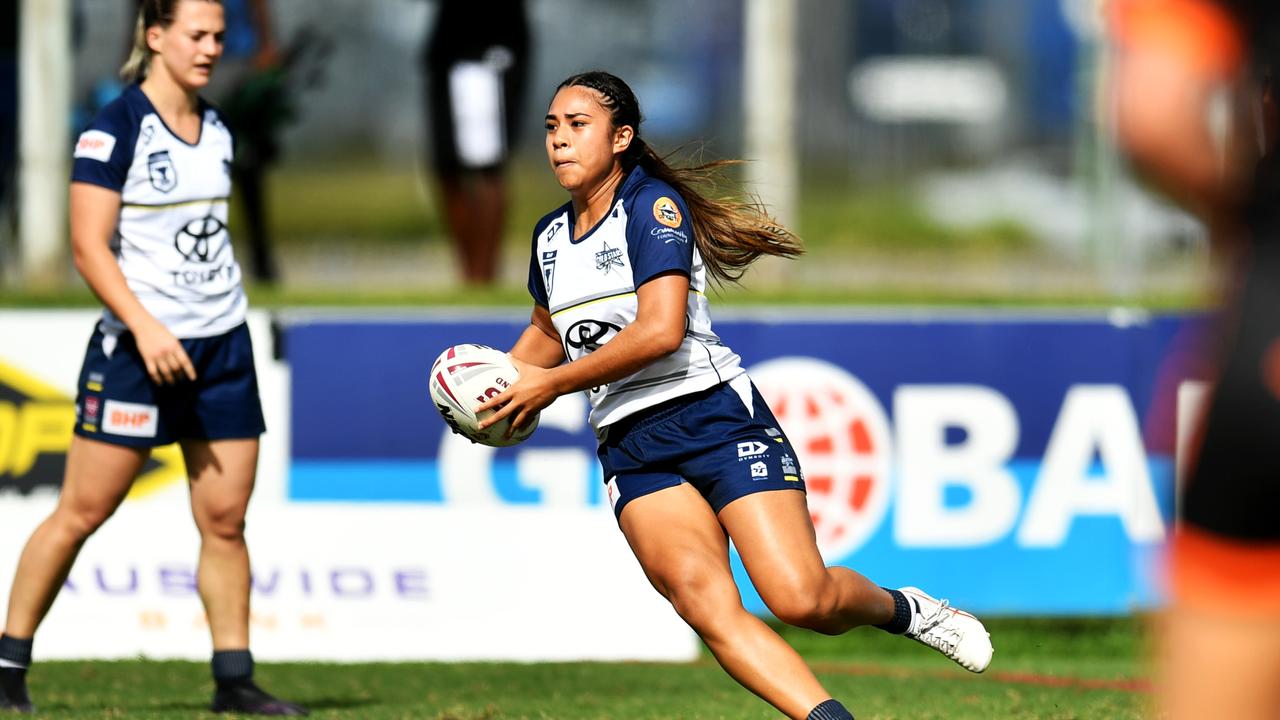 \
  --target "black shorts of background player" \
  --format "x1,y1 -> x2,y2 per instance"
421,0 -> 530,285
